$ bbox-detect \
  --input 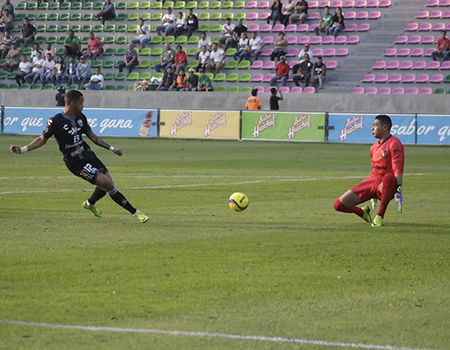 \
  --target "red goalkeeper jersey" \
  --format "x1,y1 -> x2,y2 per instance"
367,135 -> 404,181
